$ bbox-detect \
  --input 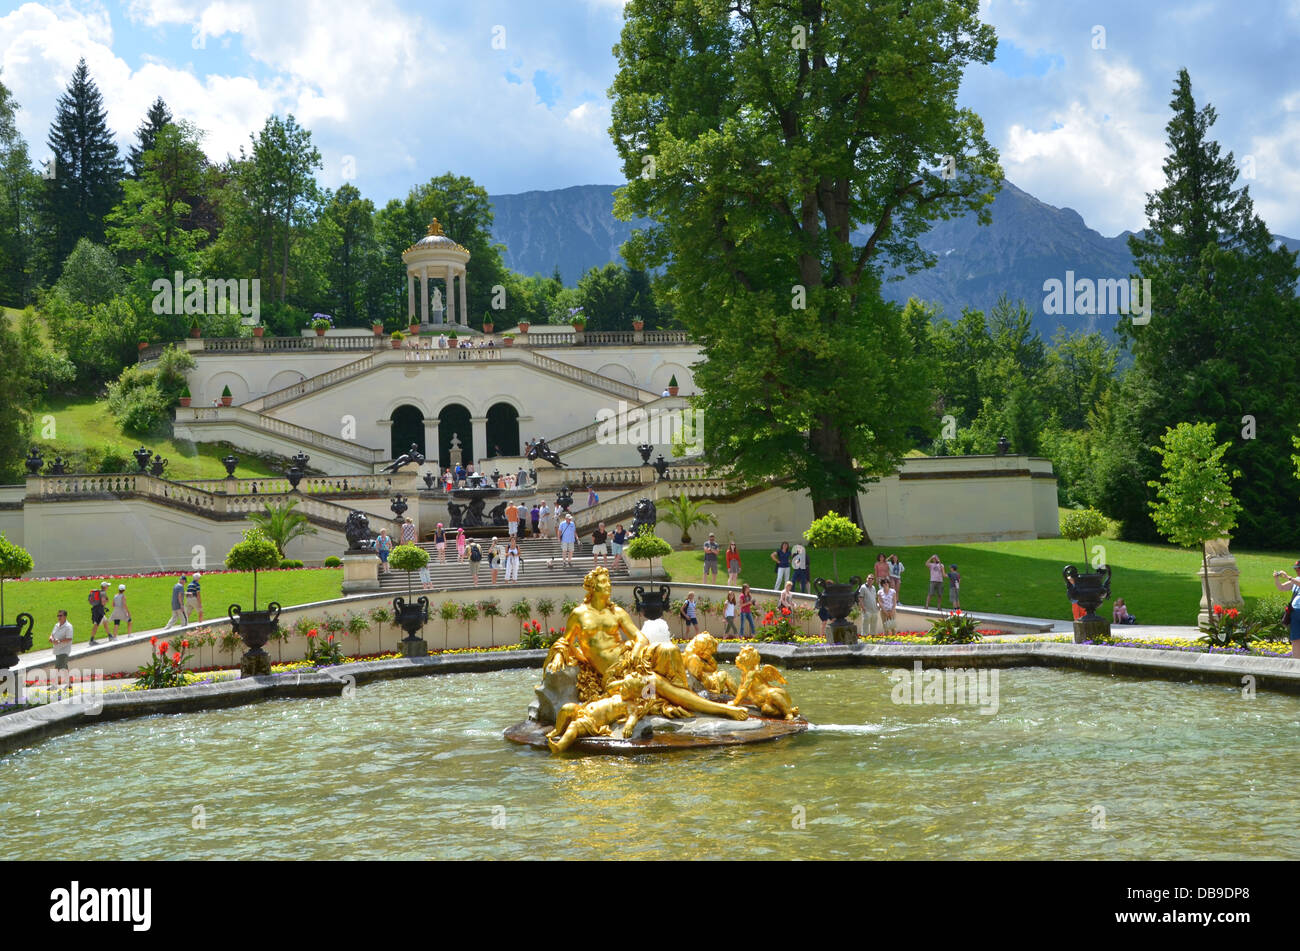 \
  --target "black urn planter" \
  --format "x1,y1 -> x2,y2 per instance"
0,613 -> 34,669
285,466 -> 304,490
393,595 -> 430,657
149,456 -> 167,478
133,447 -> 152,472
290,451 -> 311,471
633,585 -> 672,620
635,443 -> 654,465
1064,564 -> 1112,643
815,575 -> 863,645
221,454 -> 239,477
24,448 -> 43,475
230,601 -> 281,676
